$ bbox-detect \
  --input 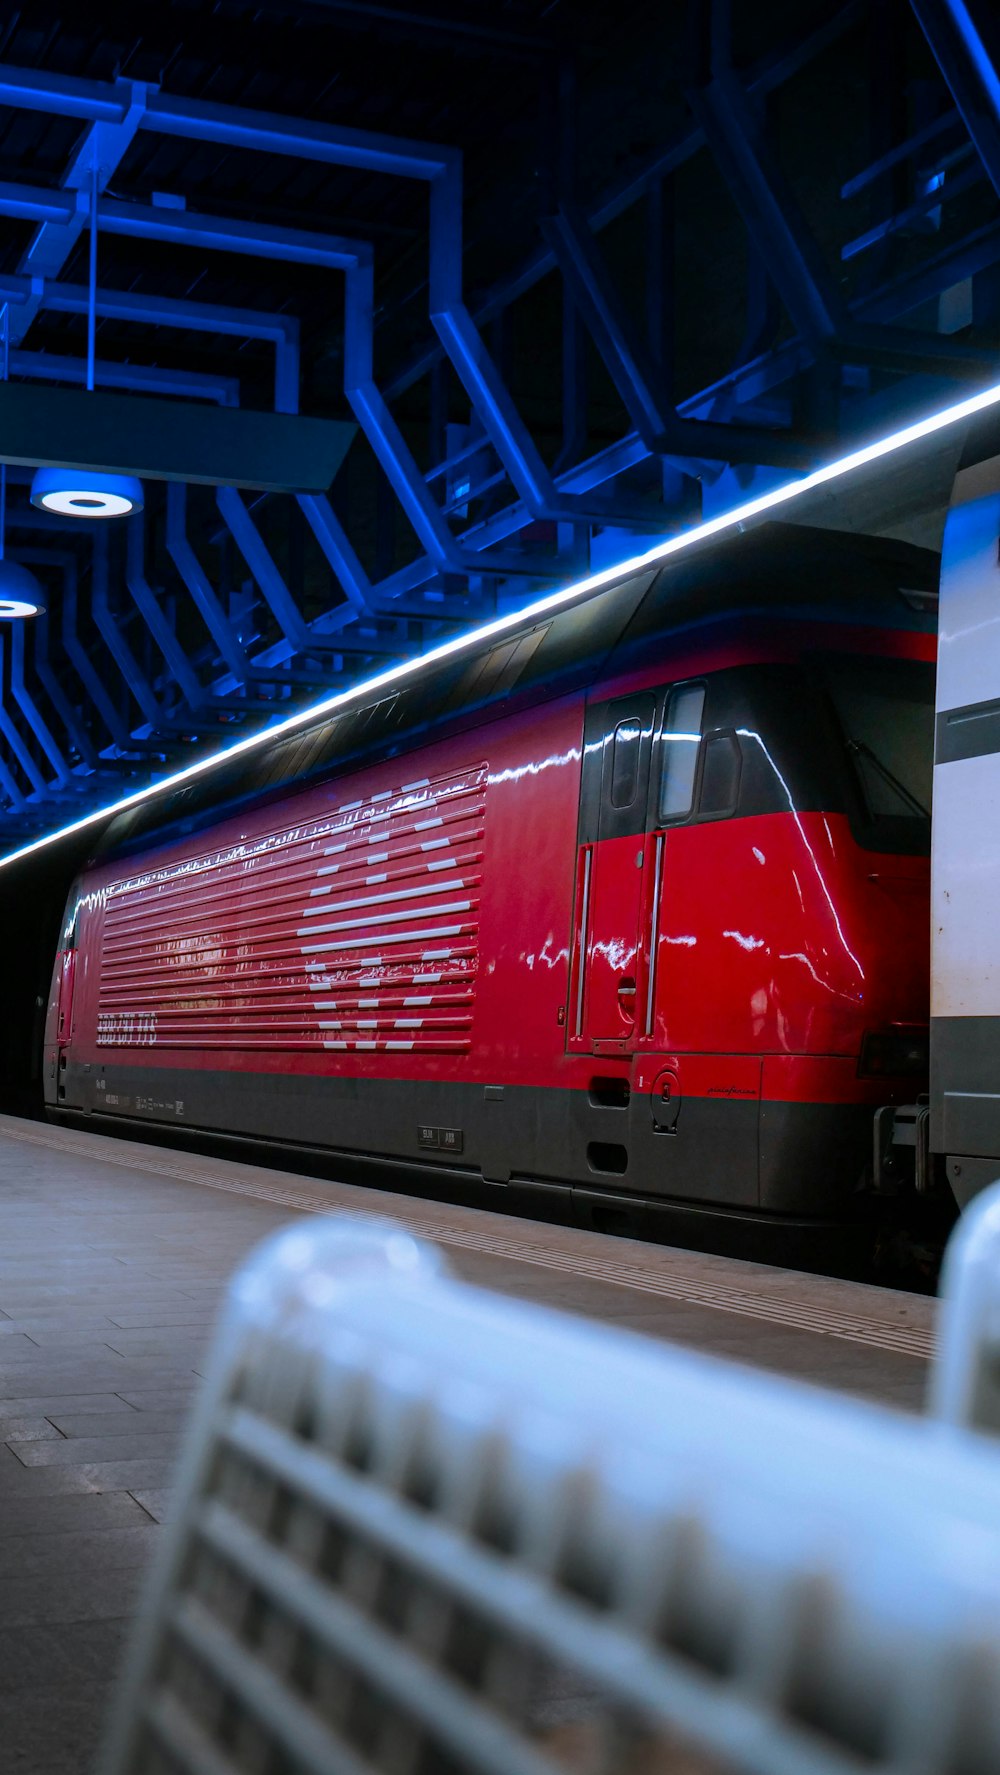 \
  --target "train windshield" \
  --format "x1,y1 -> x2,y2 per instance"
822,655 -> 935,852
